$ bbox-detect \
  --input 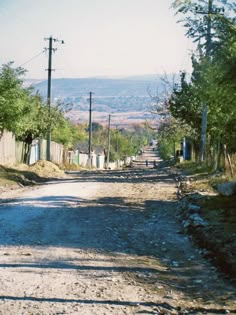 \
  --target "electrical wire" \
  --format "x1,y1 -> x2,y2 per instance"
18,50 -> 45,68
